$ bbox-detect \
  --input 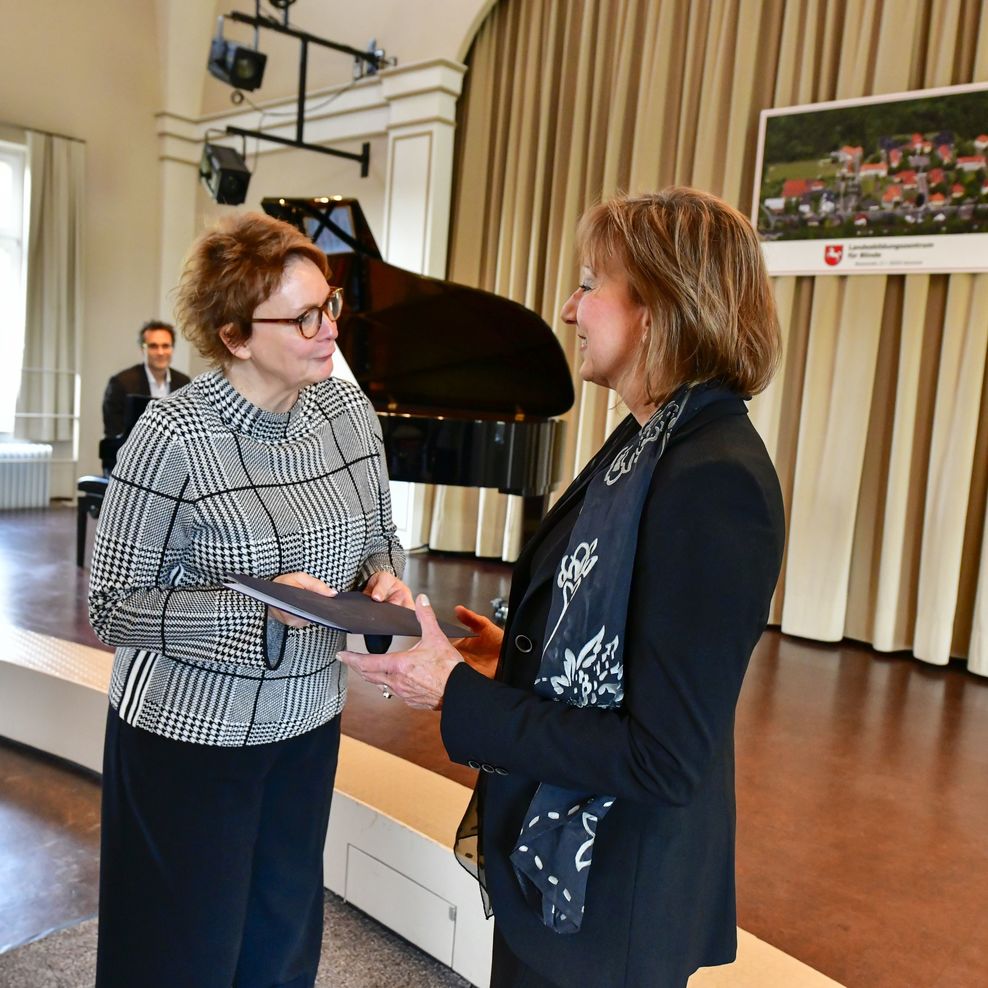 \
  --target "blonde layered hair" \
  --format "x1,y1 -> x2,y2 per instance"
576,188 -> 780,405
